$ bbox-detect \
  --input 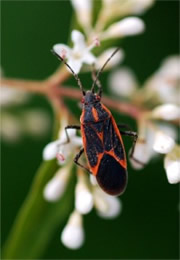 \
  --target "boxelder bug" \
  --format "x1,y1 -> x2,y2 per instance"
52,47 -> 140,196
